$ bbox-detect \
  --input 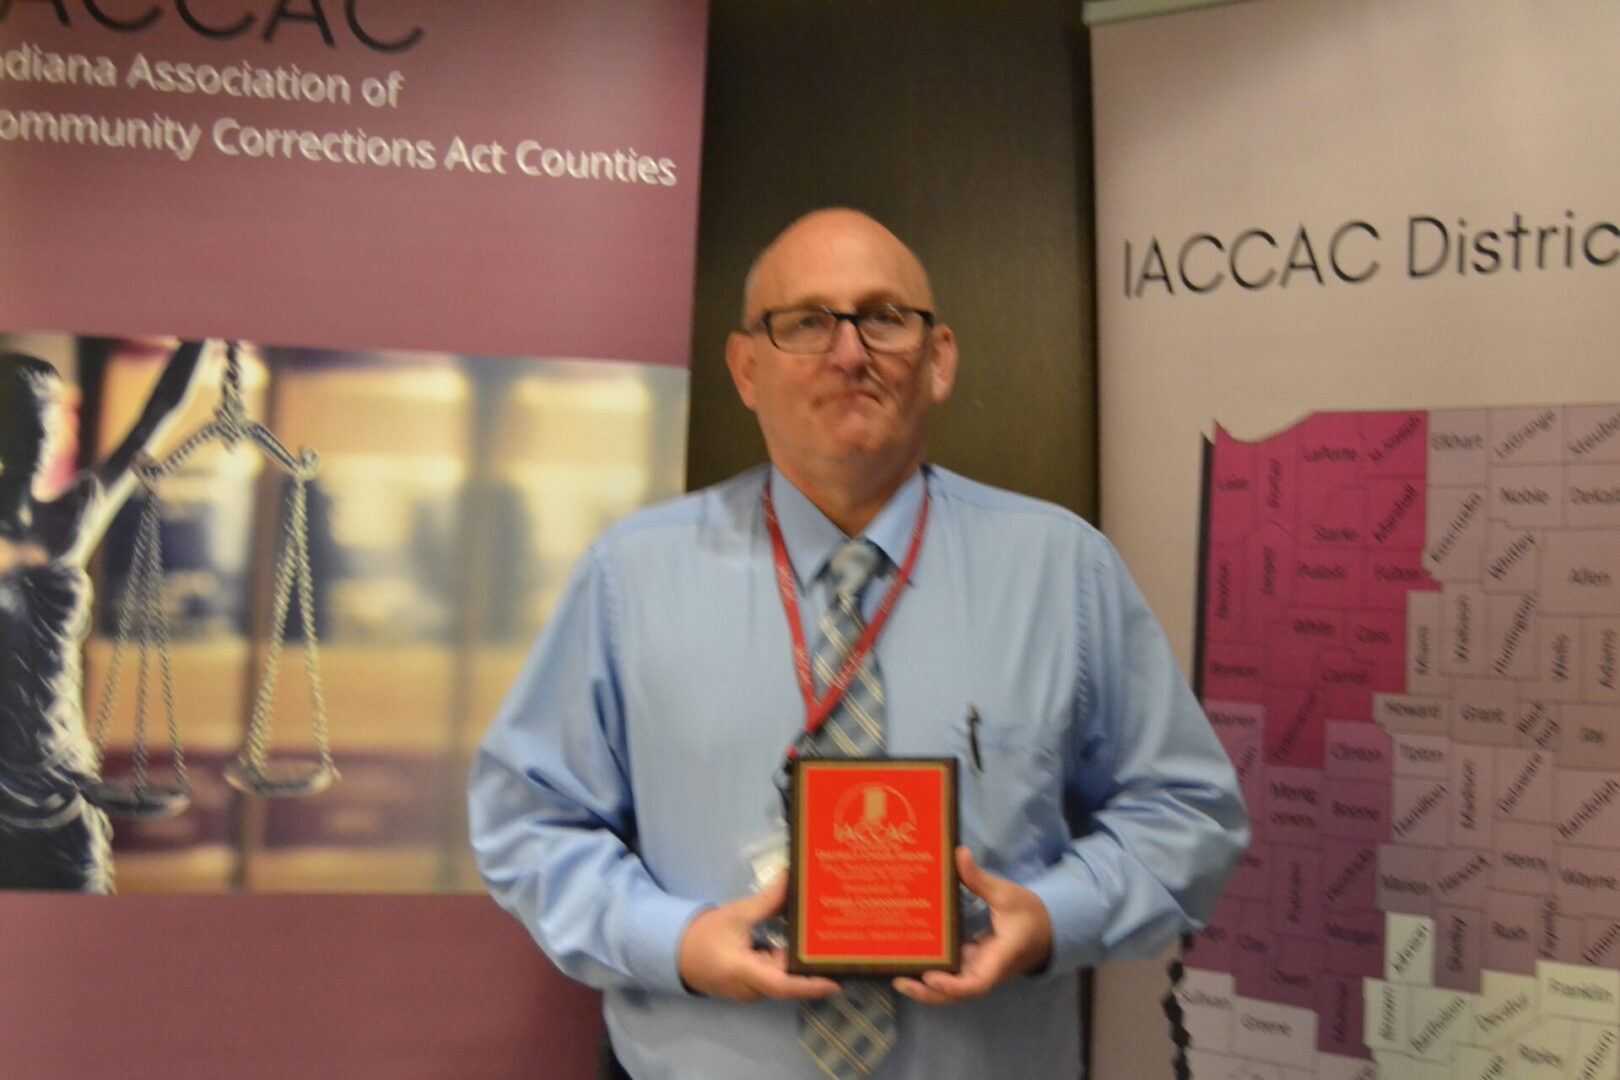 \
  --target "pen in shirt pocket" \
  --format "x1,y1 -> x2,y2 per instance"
966,704 -> 983,771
